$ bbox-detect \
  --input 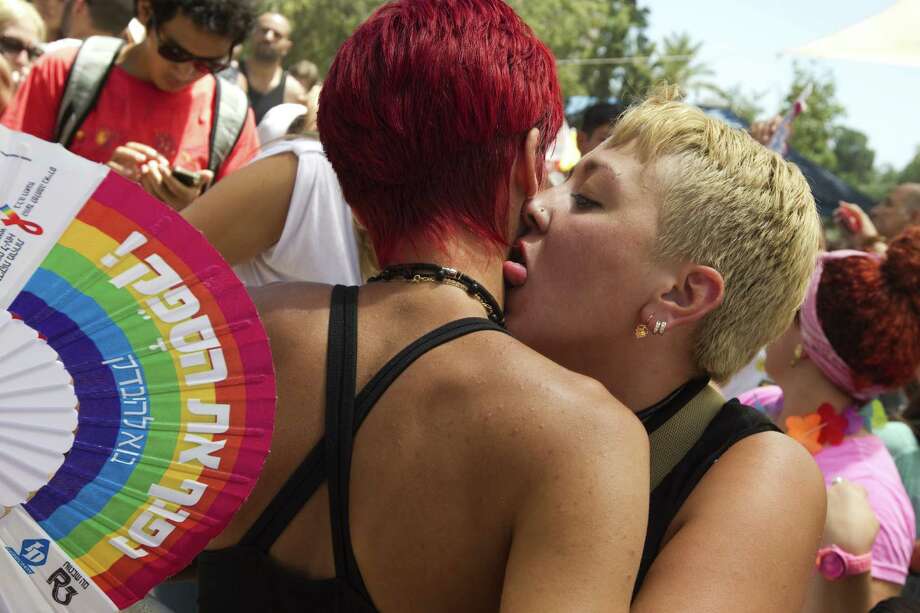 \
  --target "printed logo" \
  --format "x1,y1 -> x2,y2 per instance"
5,538 -> 50,575
0,204 -> 43,235
47,567 -> 78,605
